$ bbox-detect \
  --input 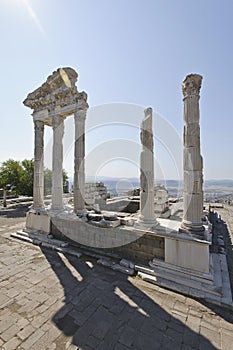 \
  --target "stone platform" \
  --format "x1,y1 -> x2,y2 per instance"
23,208 -> 233,308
